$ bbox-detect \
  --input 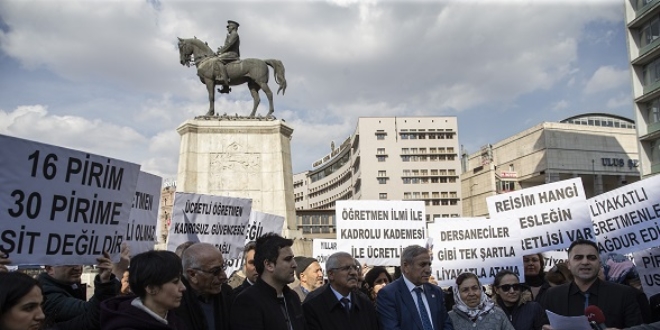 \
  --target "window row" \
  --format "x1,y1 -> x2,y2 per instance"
401,155 -> 457,162
400,133 -> 454,140
403,177 -> 457,184
401,147 -> 455,155
403,191 -> 458,199
403,169 -> 457,176
645,97 -> 660,124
